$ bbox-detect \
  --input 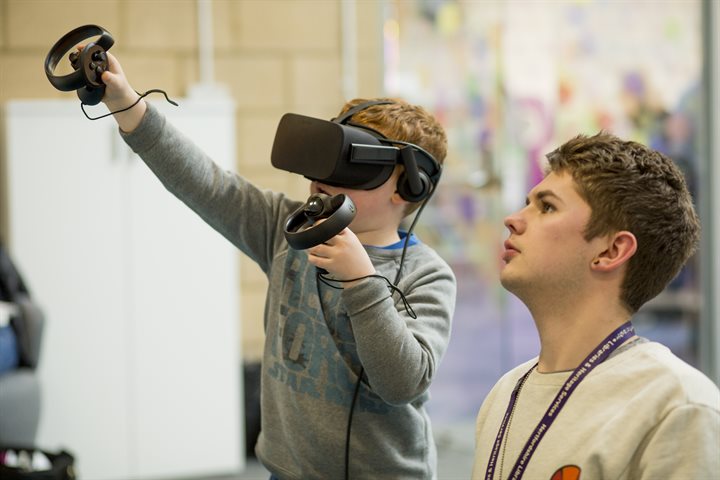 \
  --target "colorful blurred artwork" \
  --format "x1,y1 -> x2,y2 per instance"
384,0 -> 703,423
